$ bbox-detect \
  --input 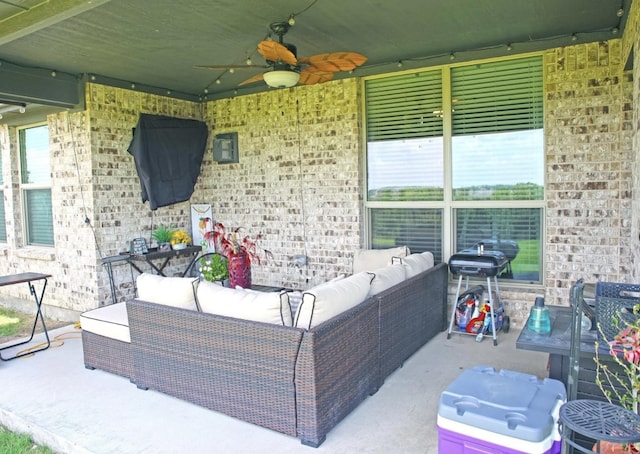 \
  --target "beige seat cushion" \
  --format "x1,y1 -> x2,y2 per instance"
80,303 -> 130,343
